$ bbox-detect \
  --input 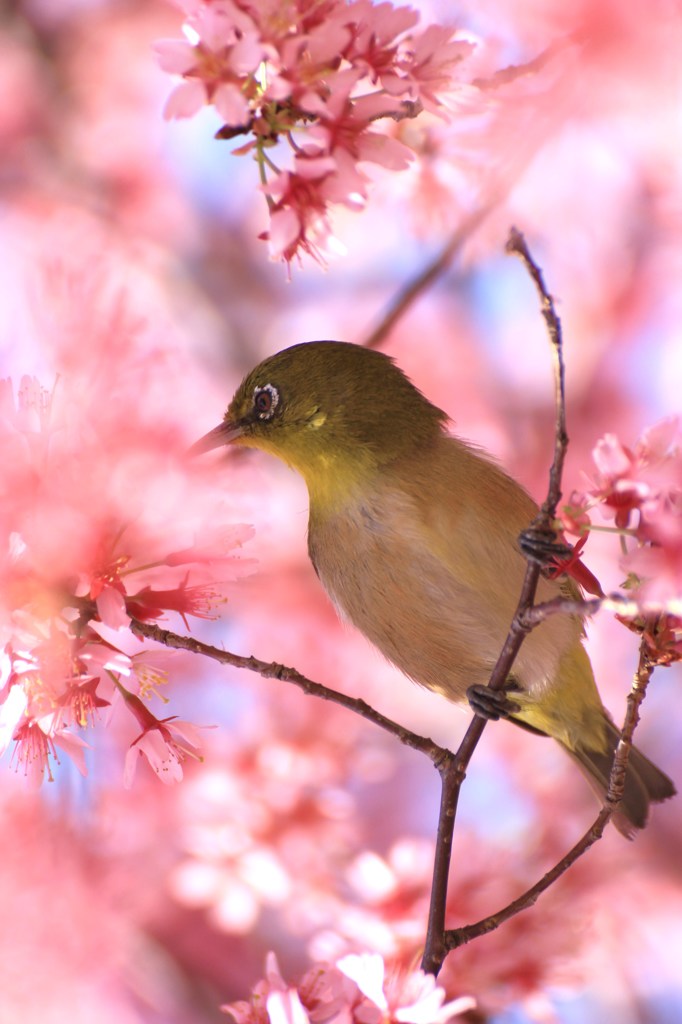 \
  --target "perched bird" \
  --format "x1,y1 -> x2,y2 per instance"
194,340 -> 675,835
